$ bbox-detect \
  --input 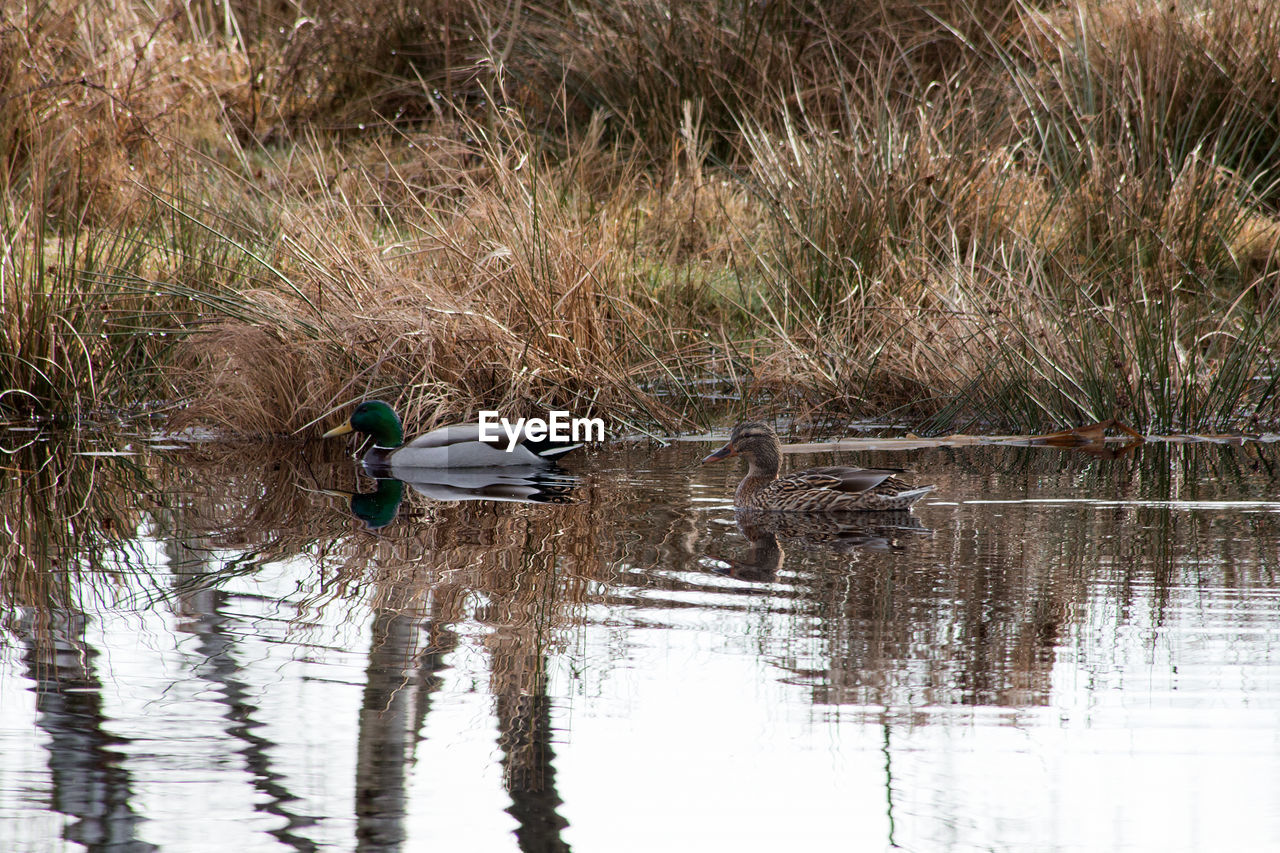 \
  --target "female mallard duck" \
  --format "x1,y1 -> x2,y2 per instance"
702,421 -> 935,511
323,400 -> 581,469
